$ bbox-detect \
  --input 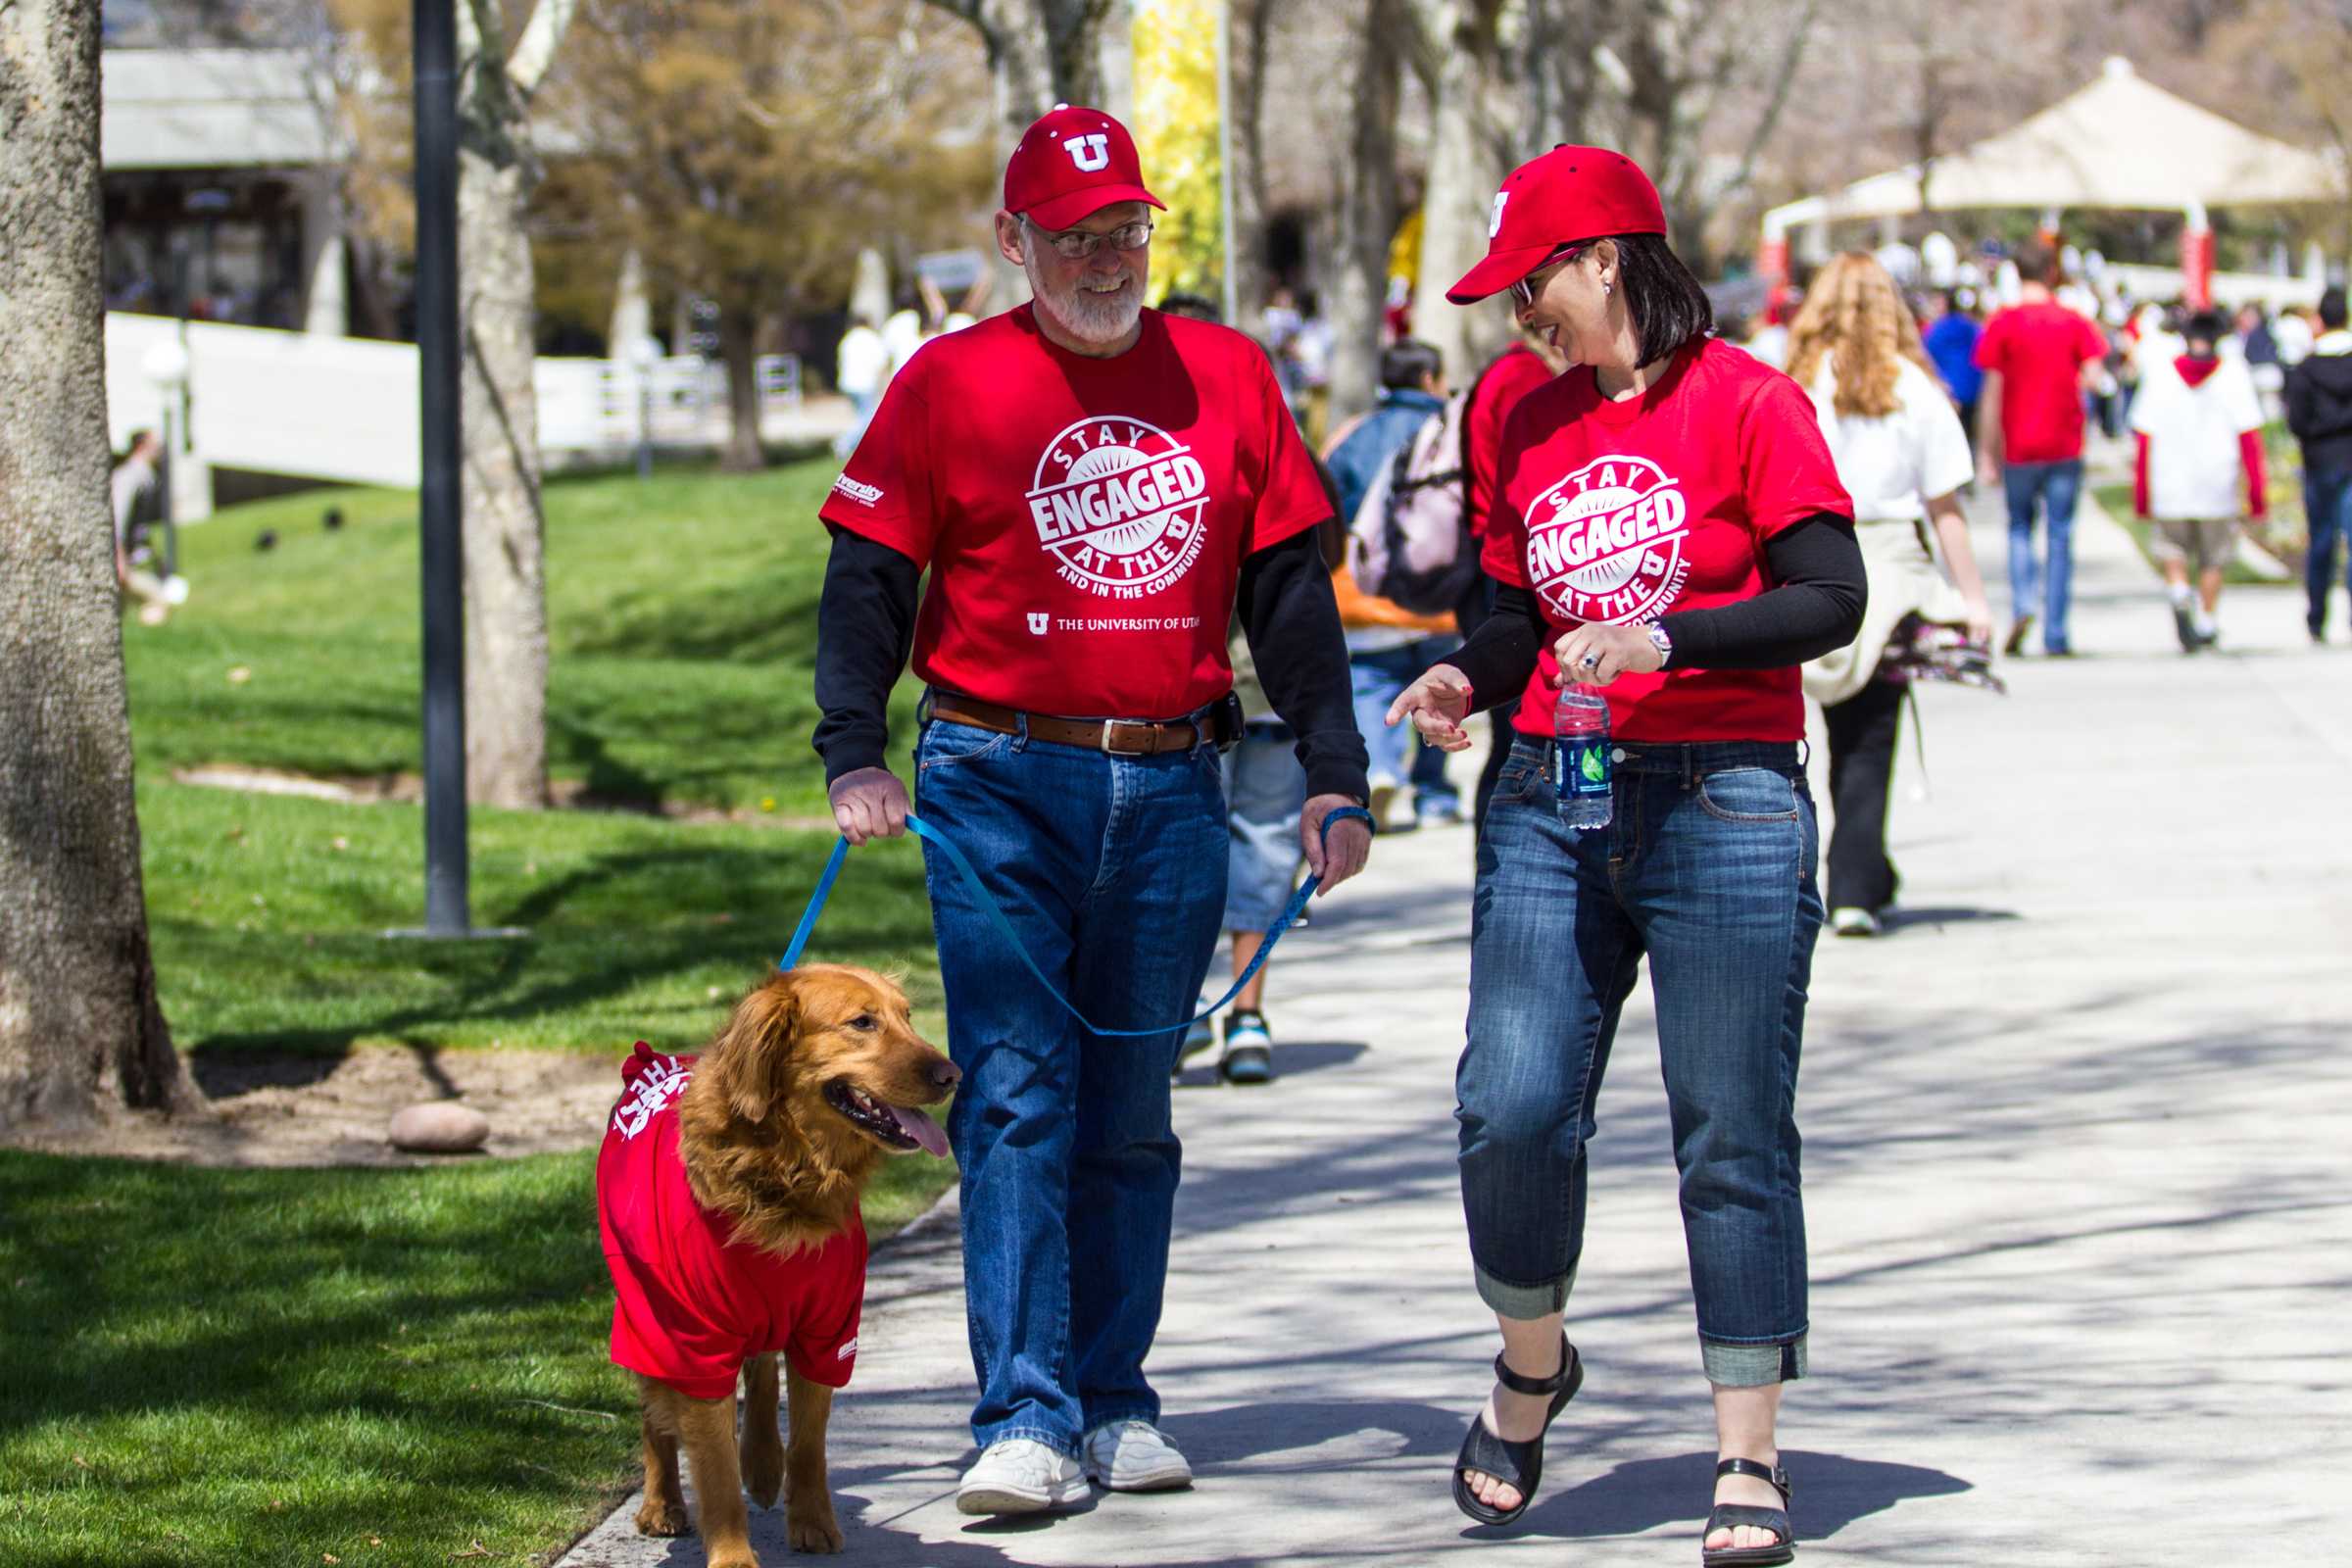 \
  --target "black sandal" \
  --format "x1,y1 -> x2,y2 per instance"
1701,1456 -> 1794,1566
1450,1335 -> 1583,1527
